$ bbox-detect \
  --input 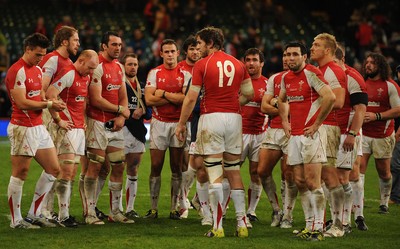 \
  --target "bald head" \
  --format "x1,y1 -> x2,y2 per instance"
75,49 -> 99,77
